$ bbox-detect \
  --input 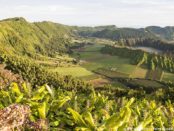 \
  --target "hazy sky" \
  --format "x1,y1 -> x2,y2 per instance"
0,0 -> 174,27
